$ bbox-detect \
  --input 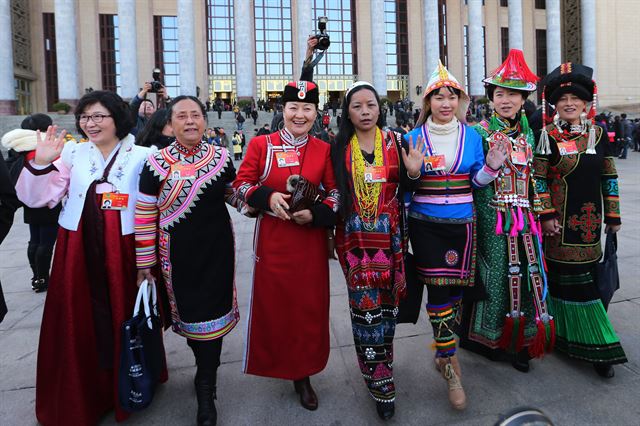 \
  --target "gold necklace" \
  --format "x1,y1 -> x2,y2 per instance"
350,129 -> 383,228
